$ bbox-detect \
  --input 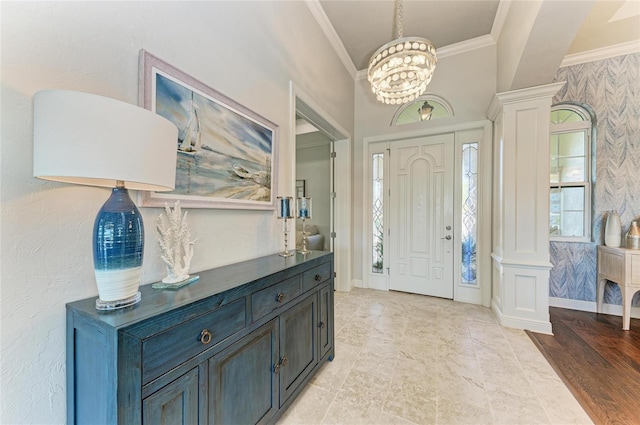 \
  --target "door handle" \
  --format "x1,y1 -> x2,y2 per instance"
441,235 -> 451,240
